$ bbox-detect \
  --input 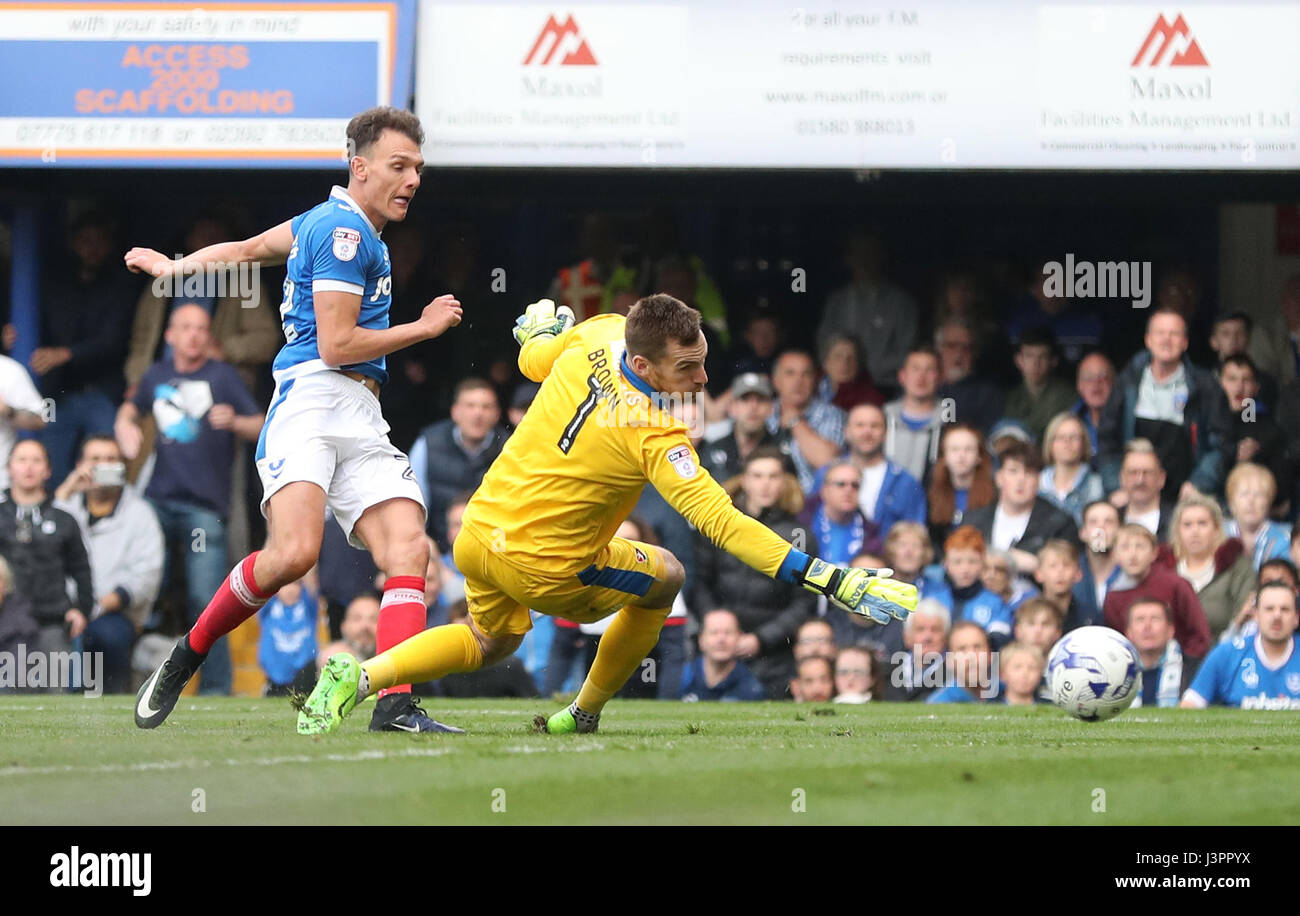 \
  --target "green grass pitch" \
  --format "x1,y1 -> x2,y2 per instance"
1,697 -> 1297,825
